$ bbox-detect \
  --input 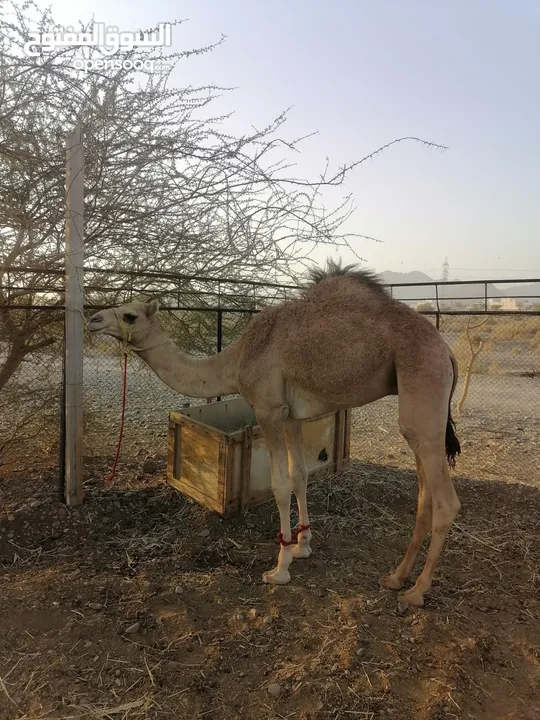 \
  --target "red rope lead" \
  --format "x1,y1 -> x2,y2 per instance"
277,524 -> 312,547
106,351 -> 128,485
